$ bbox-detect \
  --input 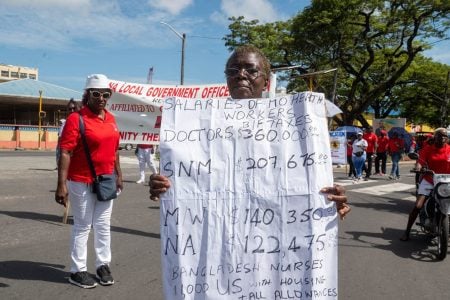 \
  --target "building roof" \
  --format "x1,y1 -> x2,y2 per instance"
0,78 -> 82,101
